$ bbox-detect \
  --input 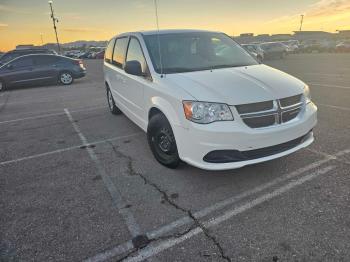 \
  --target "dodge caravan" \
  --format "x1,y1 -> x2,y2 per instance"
104,30 -> 317,170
